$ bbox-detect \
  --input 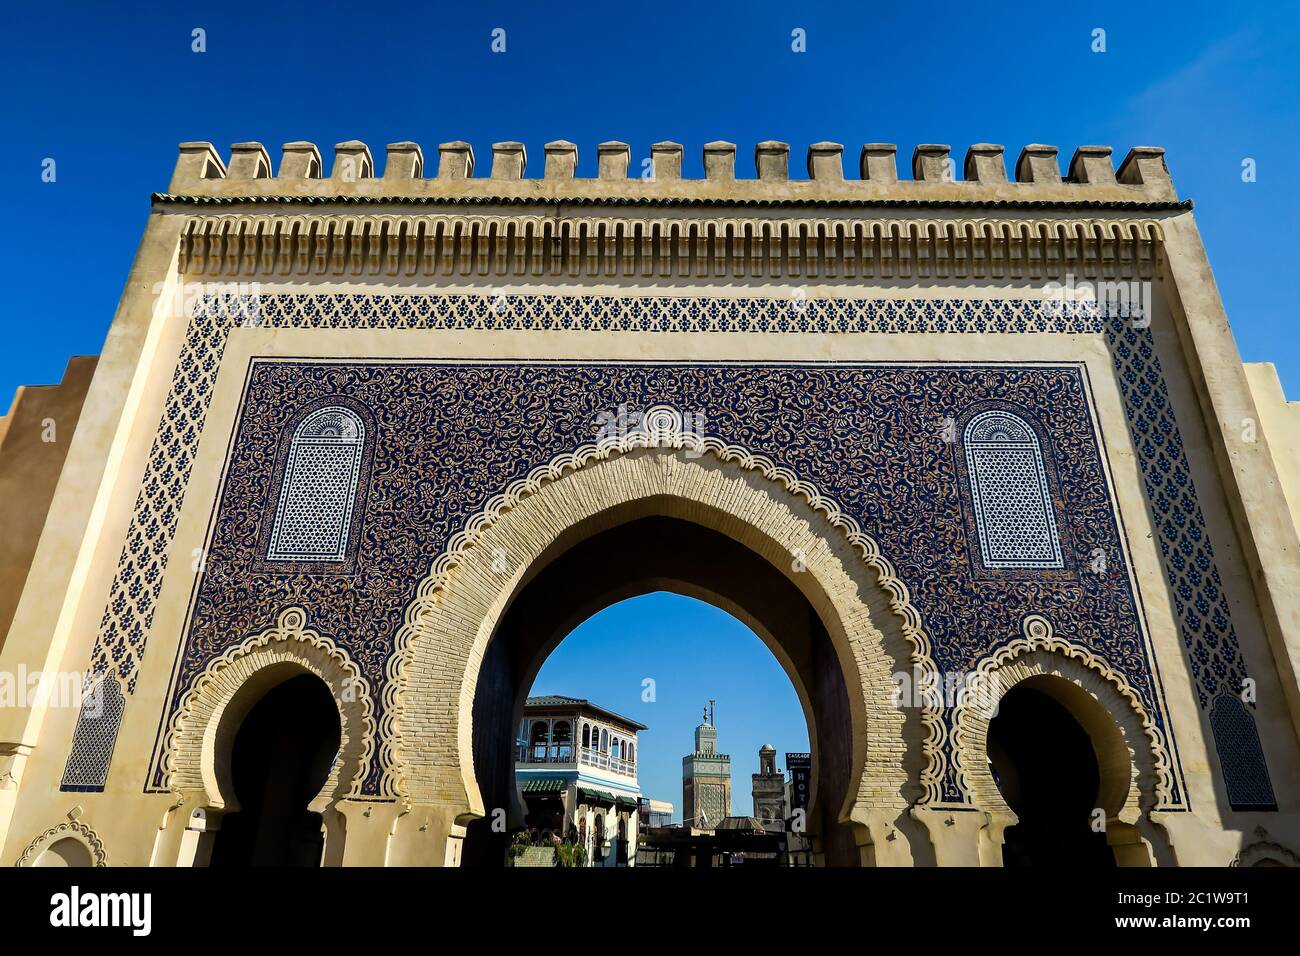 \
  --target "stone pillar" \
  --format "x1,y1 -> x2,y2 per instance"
336,801 -> 403,866
848,807 -> 920,866
331,141 -> 373,181
170,141 -> 226,190
1107,820 -> 1155,867
227,142 -> 271,179
543,141 -> 577,180
977,811 -> 1016,867
147,798 -> 191,866
597,142 -> 630,180
650,142 -> 682,180
859,144 -> 898,182
384,142 -> 424,180
911,806 -> 988,866
806,142 -> 843,181
1015,144 -> 1061,183
437,142 -> 474,179
0,743 -> 33,855
384,804 -> 466,866
174,806 -> 221,867
964,144 -> 1007,183
491,142 -> 526,180
911,144 -> 952,182
755,141 -> 789,181
280,141 -> 322,179
1068,145 -> 1115,184
703,142 -> 735,181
